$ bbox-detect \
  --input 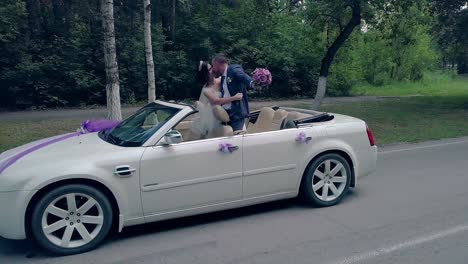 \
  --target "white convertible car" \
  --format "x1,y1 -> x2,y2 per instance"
0,100 -> 377,255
